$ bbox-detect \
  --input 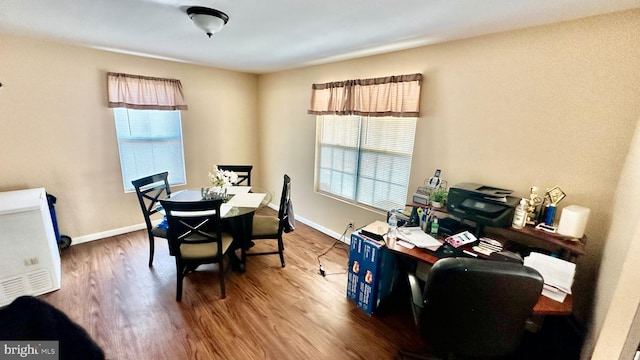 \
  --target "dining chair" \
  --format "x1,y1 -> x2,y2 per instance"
132,172 -> 171,267
159,198 -> 234,301
216,165 -> 253,186
397,257 -> 544,359
248,174 -> 294,267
